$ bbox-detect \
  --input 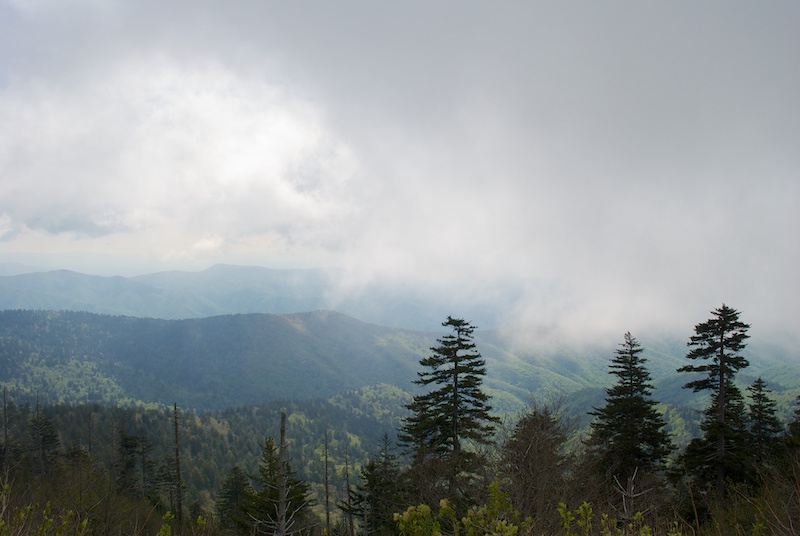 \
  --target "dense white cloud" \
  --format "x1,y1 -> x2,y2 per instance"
0,1 -> 798,341
0,52 -> 356,251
